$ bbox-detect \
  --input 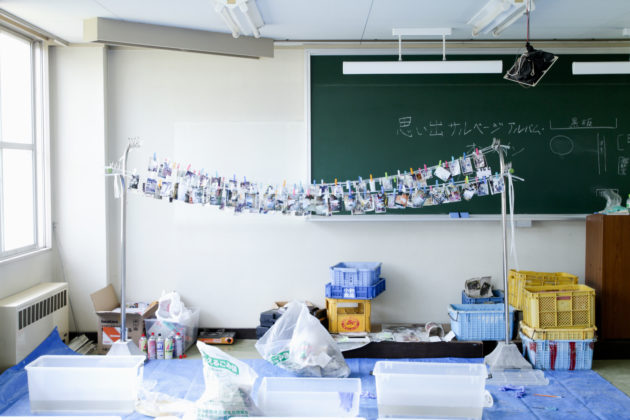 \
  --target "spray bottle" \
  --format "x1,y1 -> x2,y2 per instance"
156,333 -> 165,359
175,332 -> 184,358
147,332 -> 157,360
138,333 -> 148,355
165,335 -> 174,359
